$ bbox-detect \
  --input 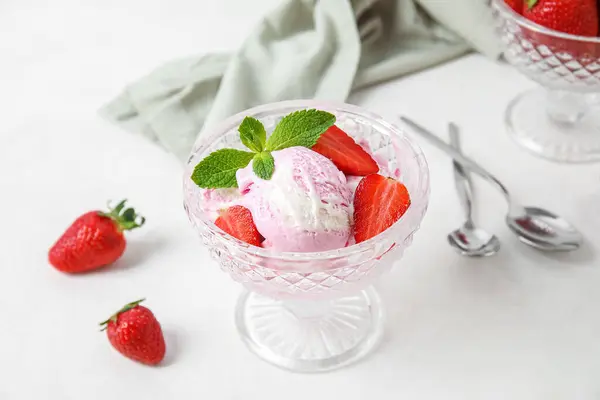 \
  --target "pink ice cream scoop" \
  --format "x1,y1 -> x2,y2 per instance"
198,188 -> 242,220
236,146 -> 353,252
